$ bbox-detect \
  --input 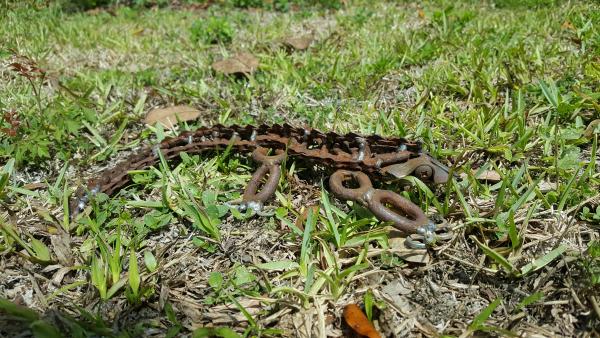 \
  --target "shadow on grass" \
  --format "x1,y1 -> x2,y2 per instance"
0,298 -> 178,337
